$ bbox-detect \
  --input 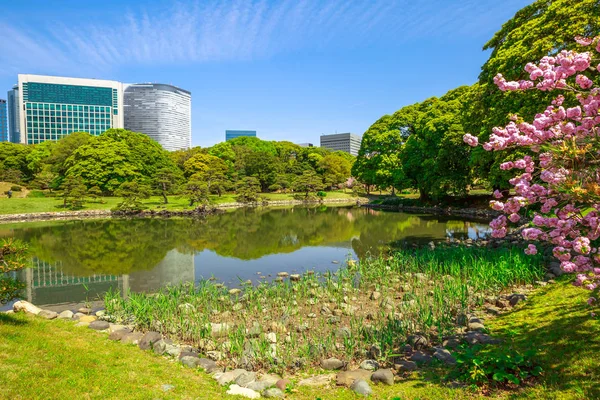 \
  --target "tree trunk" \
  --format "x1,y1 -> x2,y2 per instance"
162,183 -> 168,204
